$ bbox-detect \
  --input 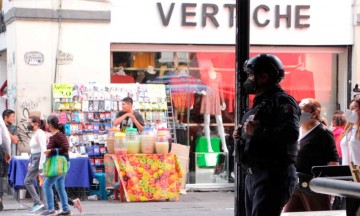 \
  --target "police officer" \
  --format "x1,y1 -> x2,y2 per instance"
234,54 -> 300,216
